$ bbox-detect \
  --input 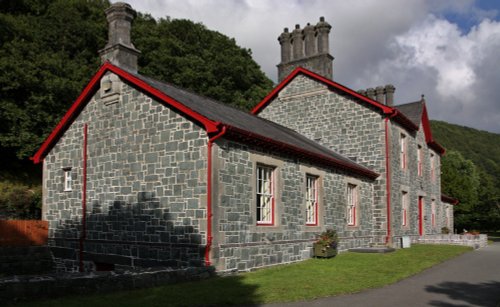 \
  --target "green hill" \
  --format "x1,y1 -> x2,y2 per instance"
431,120 -> 500,230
